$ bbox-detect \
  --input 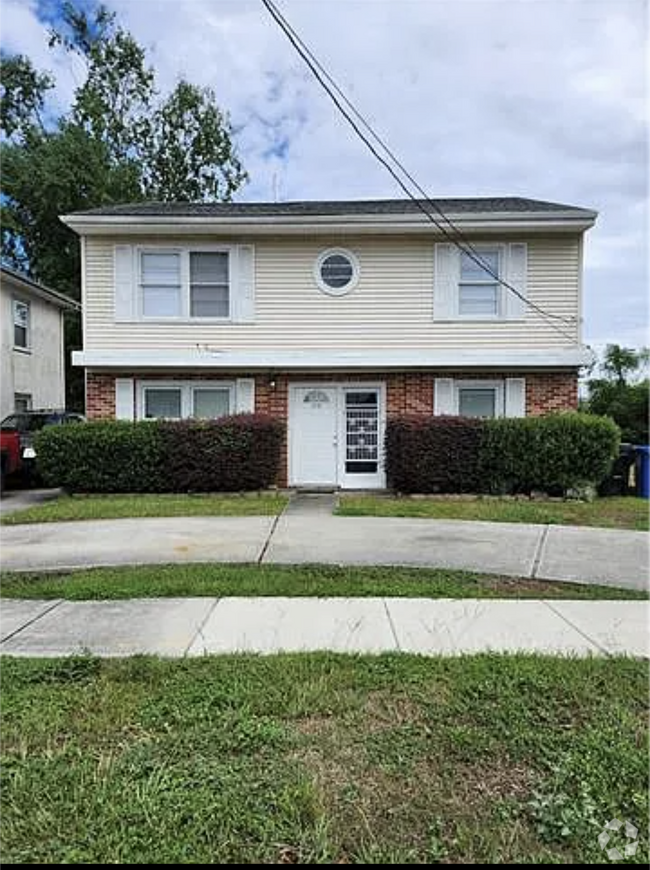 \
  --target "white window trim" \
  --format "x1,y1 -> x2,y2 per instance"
136,380 -> 235,420
137,244 -> 234,323
314,247 -> 360,296
12,298 -> 31,352
455,380 -> 505,417
457,244 -> 506,321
